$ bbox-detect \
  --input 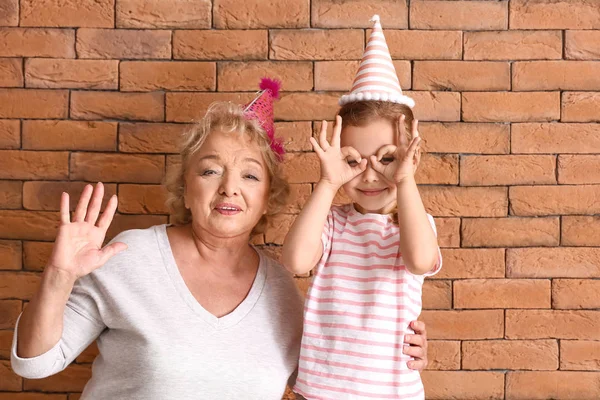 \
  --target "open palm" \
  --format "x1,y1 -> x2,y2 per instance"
47,183 -> 127,281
